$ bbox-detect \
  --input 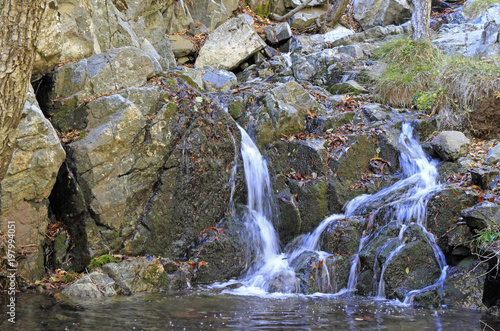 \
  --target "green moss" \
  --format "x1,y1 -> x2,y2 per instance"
254,3 -> 270,18
87,254 -> 117,271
